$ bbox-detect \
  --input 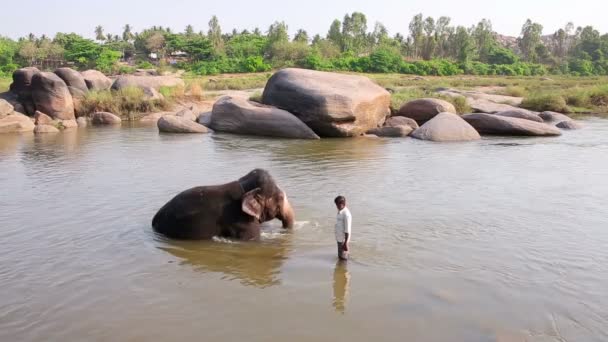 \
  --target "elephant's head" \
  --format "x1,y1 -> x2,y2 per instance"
239,169 -> 295,229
